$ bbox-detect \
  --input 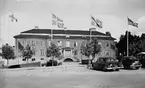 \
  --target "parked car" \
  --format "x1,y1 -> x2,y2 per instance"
122,56 -> 142,69
46,59 -> 62,66
92,57 -> 122,71
137,52 -> 145,68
